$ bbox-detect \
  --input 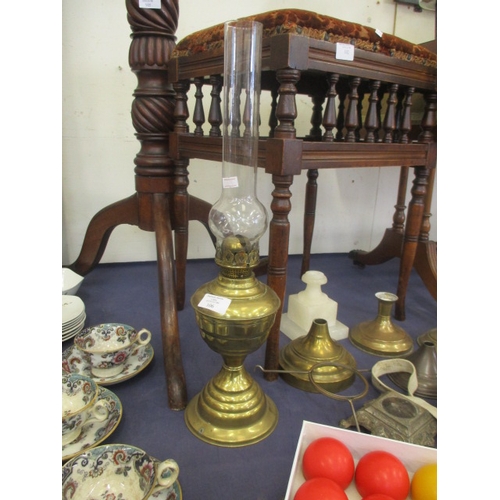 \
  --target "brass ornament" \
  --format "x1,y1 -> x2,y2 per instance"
279,318 -> 357,393
349,292 -> 413,357
185,257 -> 281,447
